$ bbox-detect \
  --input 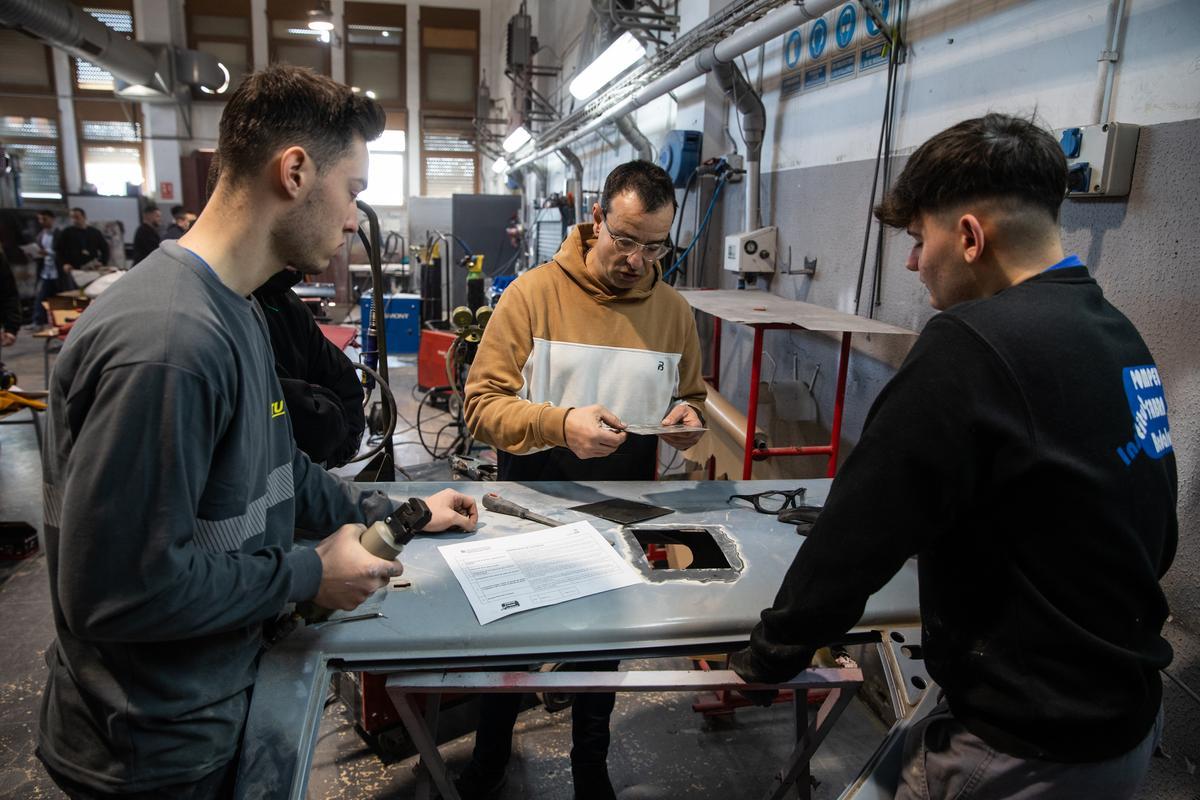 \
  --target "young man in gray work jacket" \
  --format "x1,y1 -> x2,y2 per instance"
37,65 -> 478,799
